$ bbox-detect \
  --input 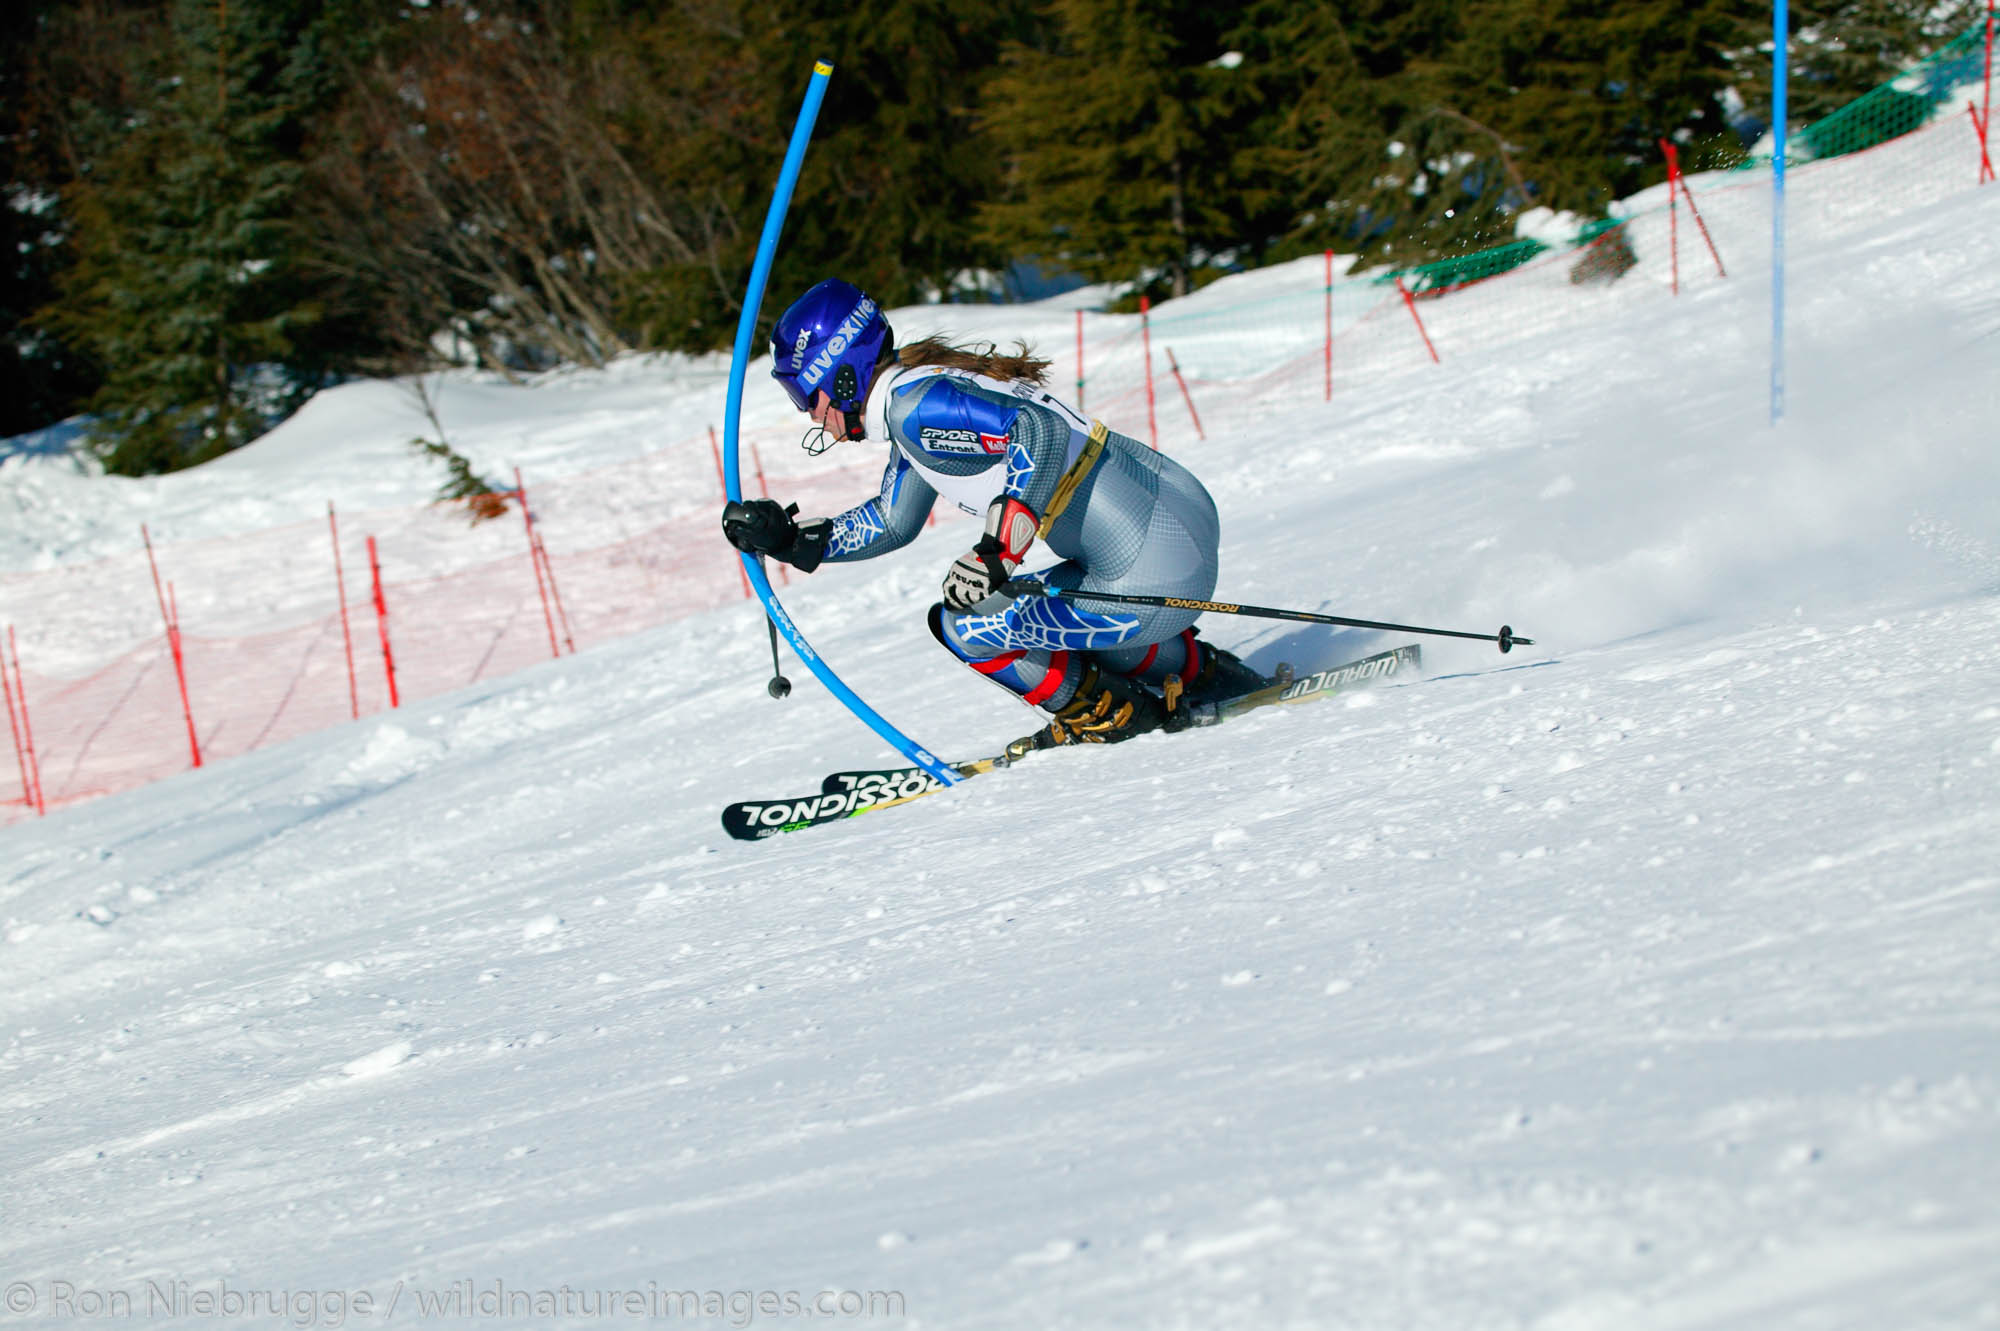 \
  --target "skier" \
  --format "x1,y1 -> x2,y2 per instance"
721,277 -> 1263,749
